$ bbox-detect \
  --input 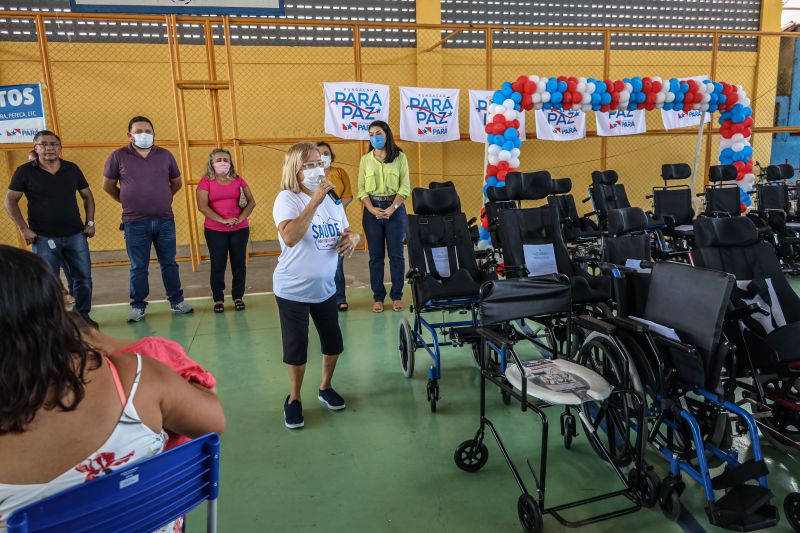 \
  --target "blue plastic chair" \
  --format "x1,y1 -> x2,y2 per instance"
7,433 -> 220,533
